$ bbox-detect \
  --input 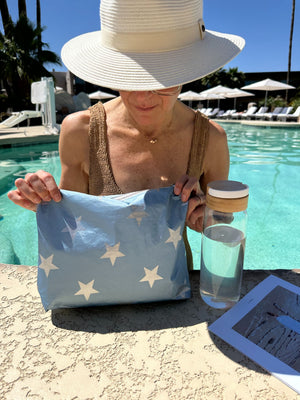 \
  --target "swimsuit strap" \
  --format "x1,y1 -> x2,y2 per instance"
184,111 -> 210,270
88,102 -> 121,195
187,110 -> 210,180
